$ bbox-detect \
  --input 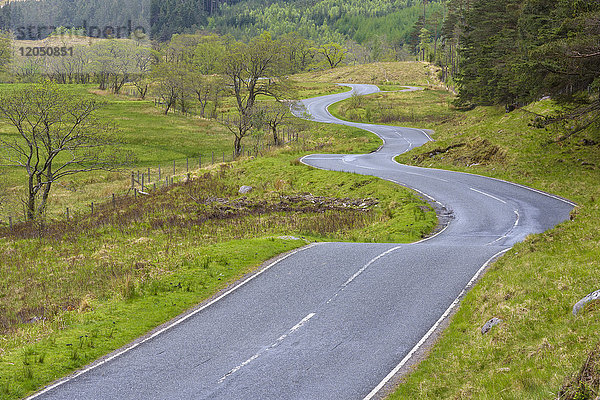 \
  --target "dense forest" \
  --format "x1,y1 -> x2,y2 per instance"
0,0 -> 444,50
434,0 -> 599,137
